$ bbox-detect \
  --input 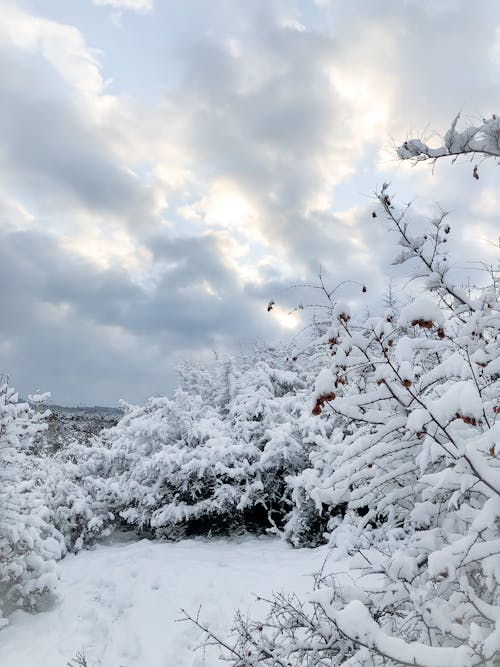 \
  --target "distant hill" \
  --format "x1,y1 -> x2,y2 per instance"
45,404 -> 124,417
31,403 -> 124,452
